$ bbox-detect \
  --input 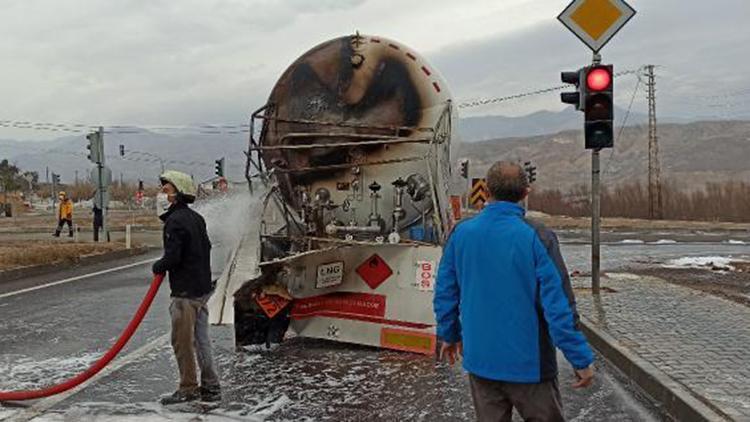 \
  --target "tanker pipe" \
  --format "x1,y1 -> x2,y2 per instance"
325,223 -> 382,235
